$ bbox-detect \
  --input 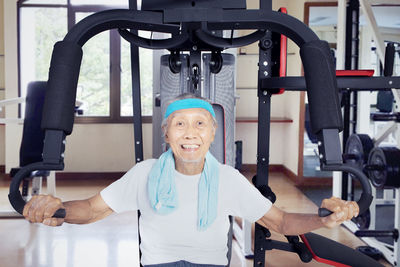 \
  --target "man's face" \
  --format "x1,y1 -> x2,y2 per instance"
165,108 -> 216,164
